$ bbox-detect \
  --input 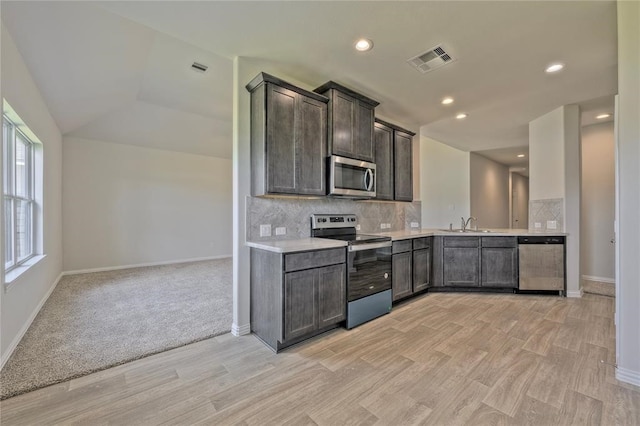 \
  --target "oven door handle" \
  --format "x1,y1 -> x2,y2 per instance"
348,241 -> 392,252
